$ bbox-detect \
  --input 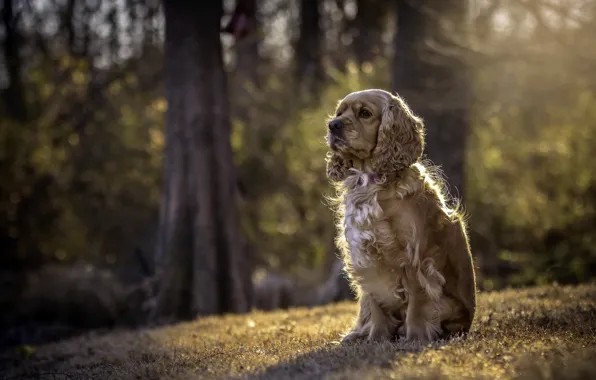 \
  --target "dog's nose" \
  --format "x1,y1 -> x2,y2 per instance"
328,119 -> 344,131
